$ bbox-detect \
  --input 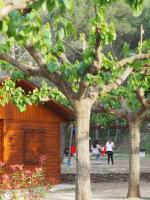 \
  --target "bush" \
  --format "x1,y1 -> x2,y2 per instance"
0,155 -> 50,200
